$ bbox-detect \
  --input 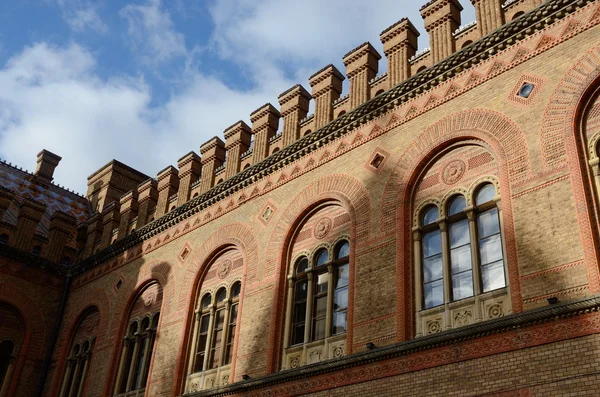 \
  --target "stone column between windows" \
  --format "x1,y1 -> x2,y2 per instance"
412,228 -> 423,337
126,334 -> 142,392
325,264 -> 335,339
187,310 -> 202,376
75,351 -> 92,396
465,206 -> 482,322
58,359 -> 74,397
218,301 -> 232,367
437,217 -> 451,330
202,306 -> 217,371
282,276 -> 295,356
590,158 -> 600,200
114,339 -> 129,394
303,272 -> 315,356
494,196 -> 511,293
138,329 -> 154,389
0,356 -> 16,397
66,355 -> 82,397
